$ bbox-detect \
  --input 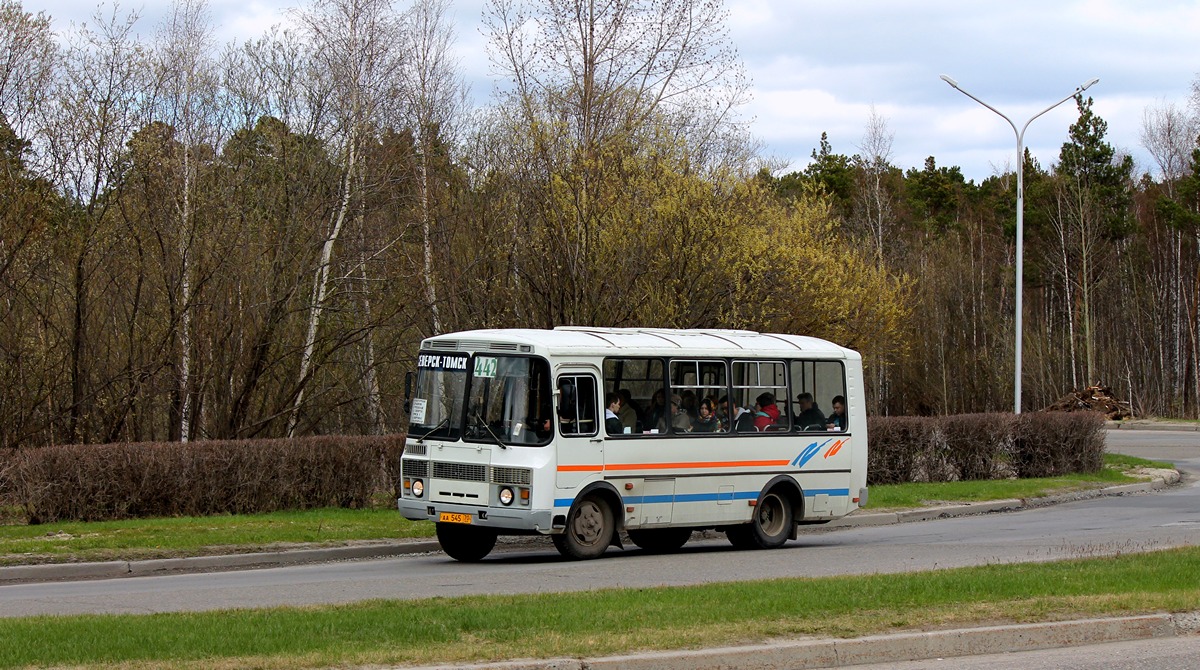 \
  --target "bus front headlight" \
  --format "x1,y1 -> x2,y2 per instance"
498,487 -> 514,506
412,479 -> 424,498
